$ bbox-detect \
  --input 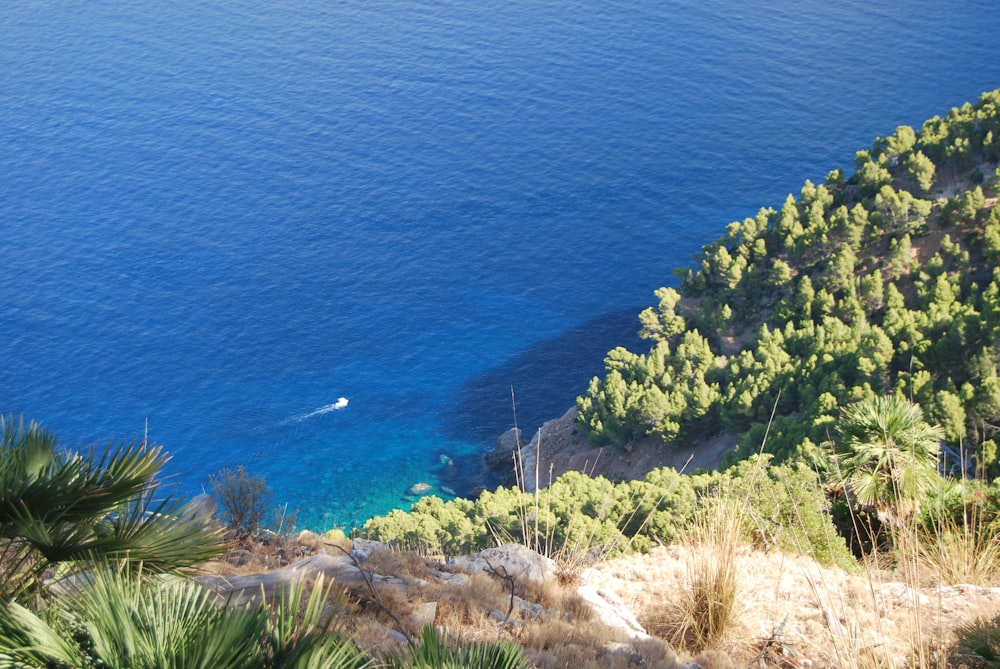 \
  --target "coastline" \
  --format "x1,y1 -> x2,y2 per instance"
478,407 -> 738,494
